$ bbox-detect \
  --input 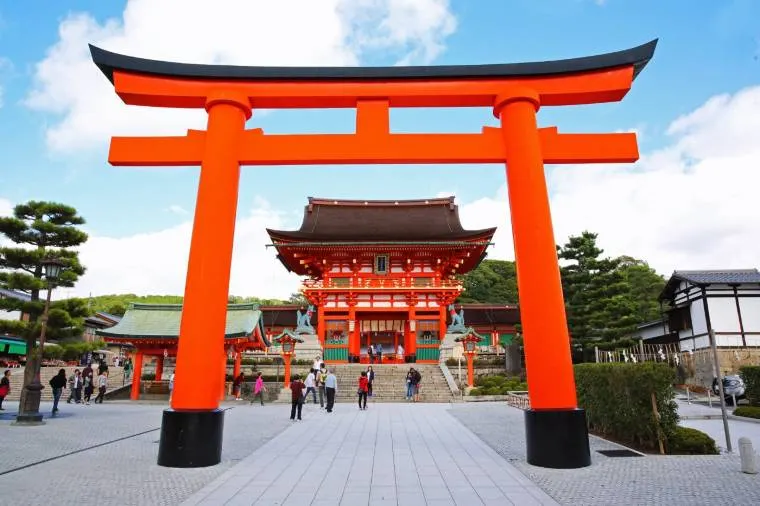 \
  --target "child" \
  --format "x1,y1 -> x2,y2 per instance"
358,371 -> 368,410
